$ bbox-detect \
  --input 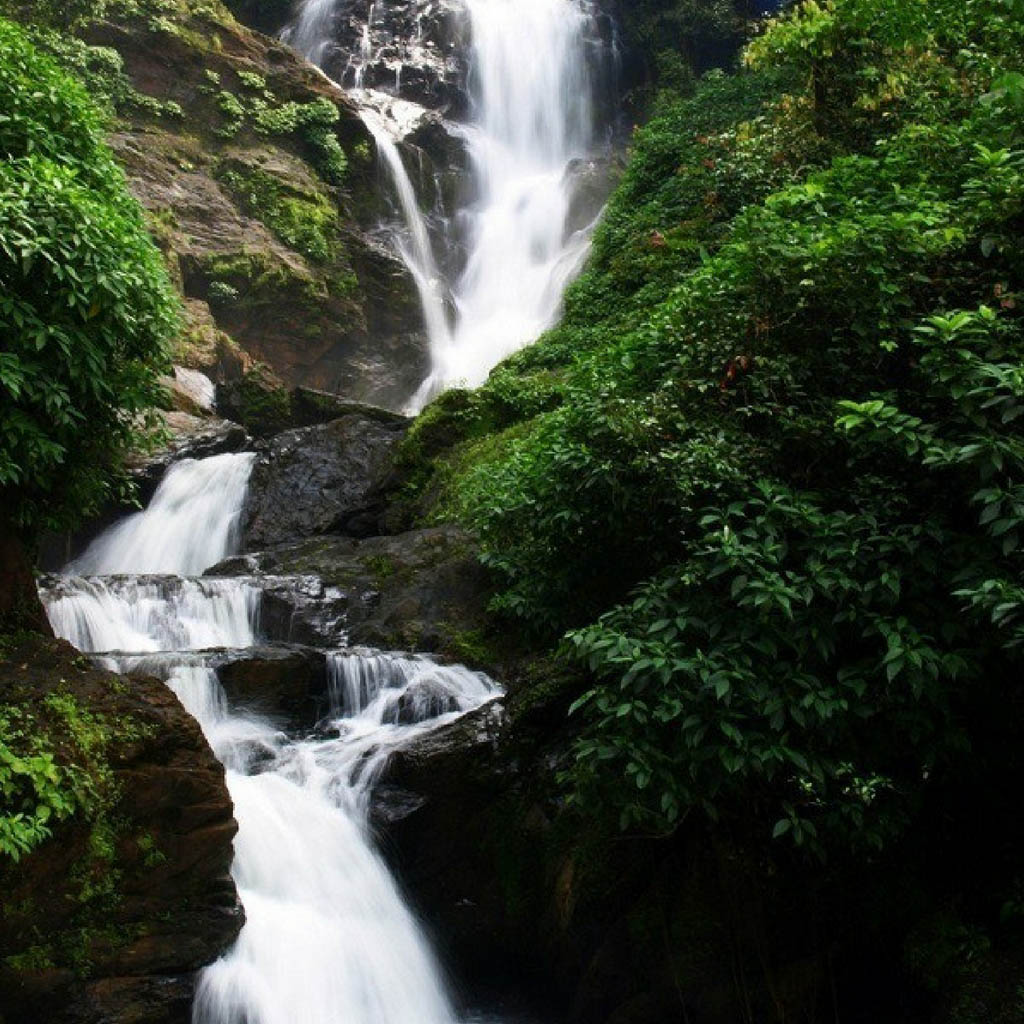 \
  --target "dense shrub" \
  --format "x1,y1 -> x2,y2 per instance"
0,19 -> 178,535
417,0 -> 1024,853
